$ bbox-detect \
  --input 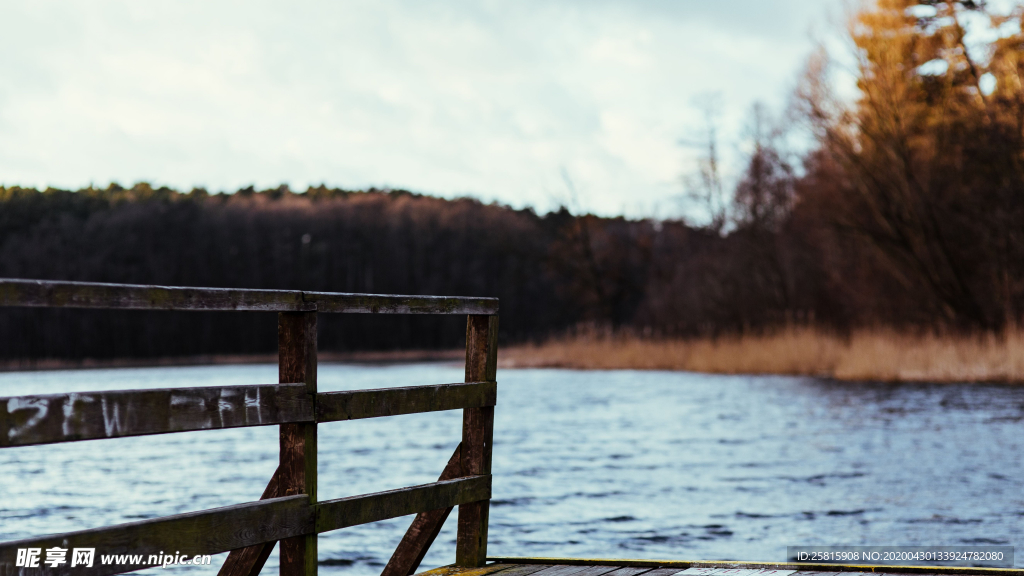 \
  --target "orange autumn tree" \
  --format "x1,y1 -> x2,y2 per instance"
797,0 -> 1024,330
